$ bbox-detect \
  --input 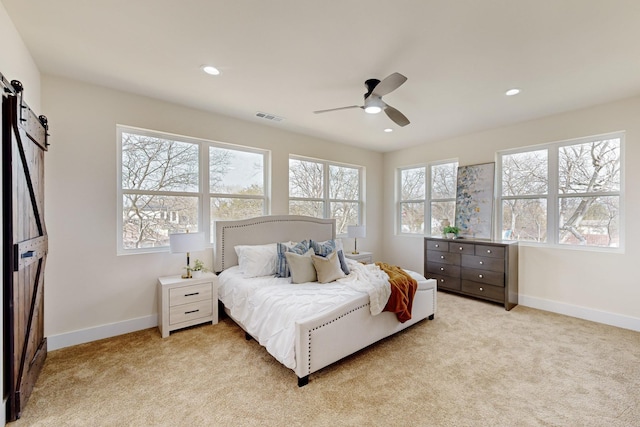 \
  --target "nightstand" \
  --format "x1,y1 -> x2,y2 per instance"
344,251 -> 373,264
158,272 -> 218,338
